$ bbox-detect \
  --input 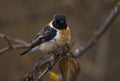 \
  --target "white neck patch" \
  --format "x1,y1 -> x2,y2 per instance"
48,21 -> 57,30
